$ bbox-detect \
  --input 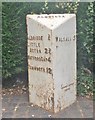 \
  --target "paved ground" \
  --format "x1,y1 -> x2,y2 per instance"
2,89 -> 93,119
